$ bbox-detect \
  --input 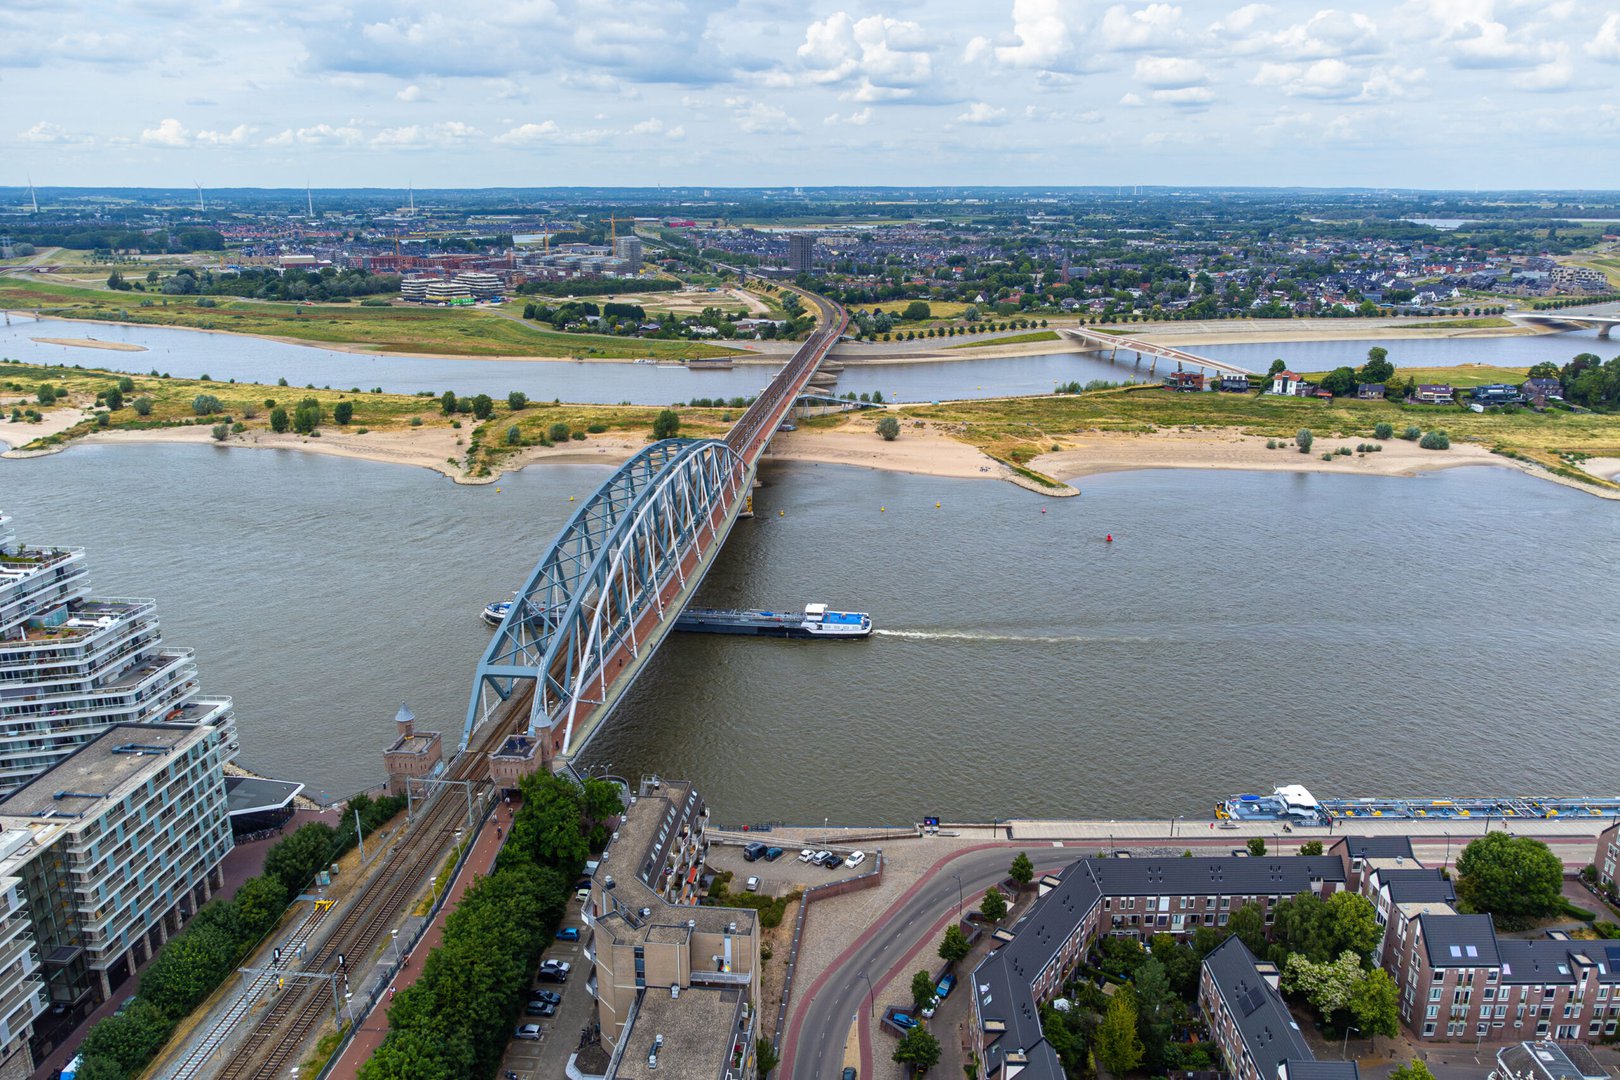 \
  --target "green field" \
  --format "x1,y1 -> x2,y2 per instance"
0,277 -> 739,360
944,330 -> 1060,349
